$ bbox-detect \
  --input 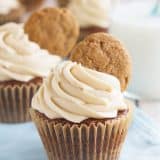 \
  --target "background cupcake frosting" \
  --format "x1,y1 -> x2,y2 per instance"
0,0 -> 20,14
68,0 -> 110,28
32,61 -> 127,123
0,0 -> 20,15
0,23 -> 61,82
